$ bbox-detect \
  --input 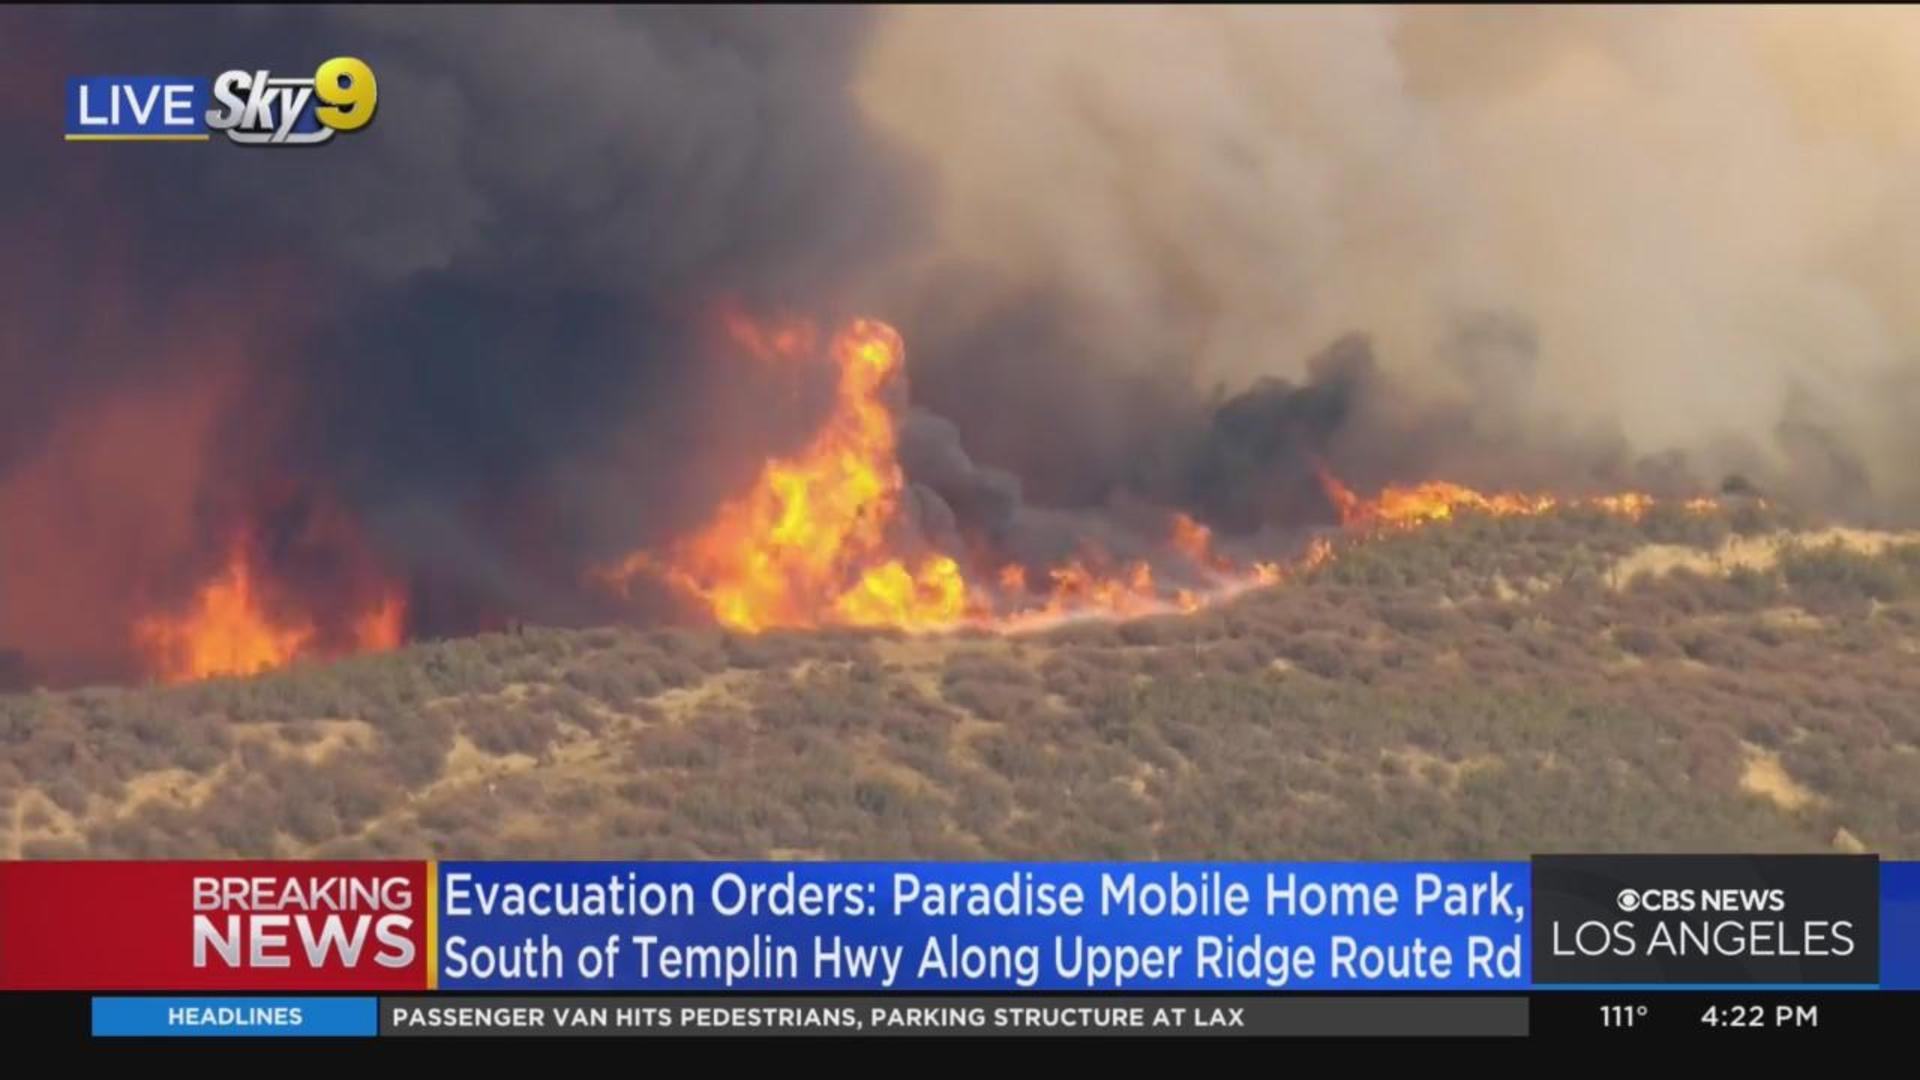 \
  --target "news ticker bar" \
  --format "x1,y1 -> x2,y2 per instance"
58,992 -> 1920,1039
87,995 -> 1530,1038
2,856 -> 1916,993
